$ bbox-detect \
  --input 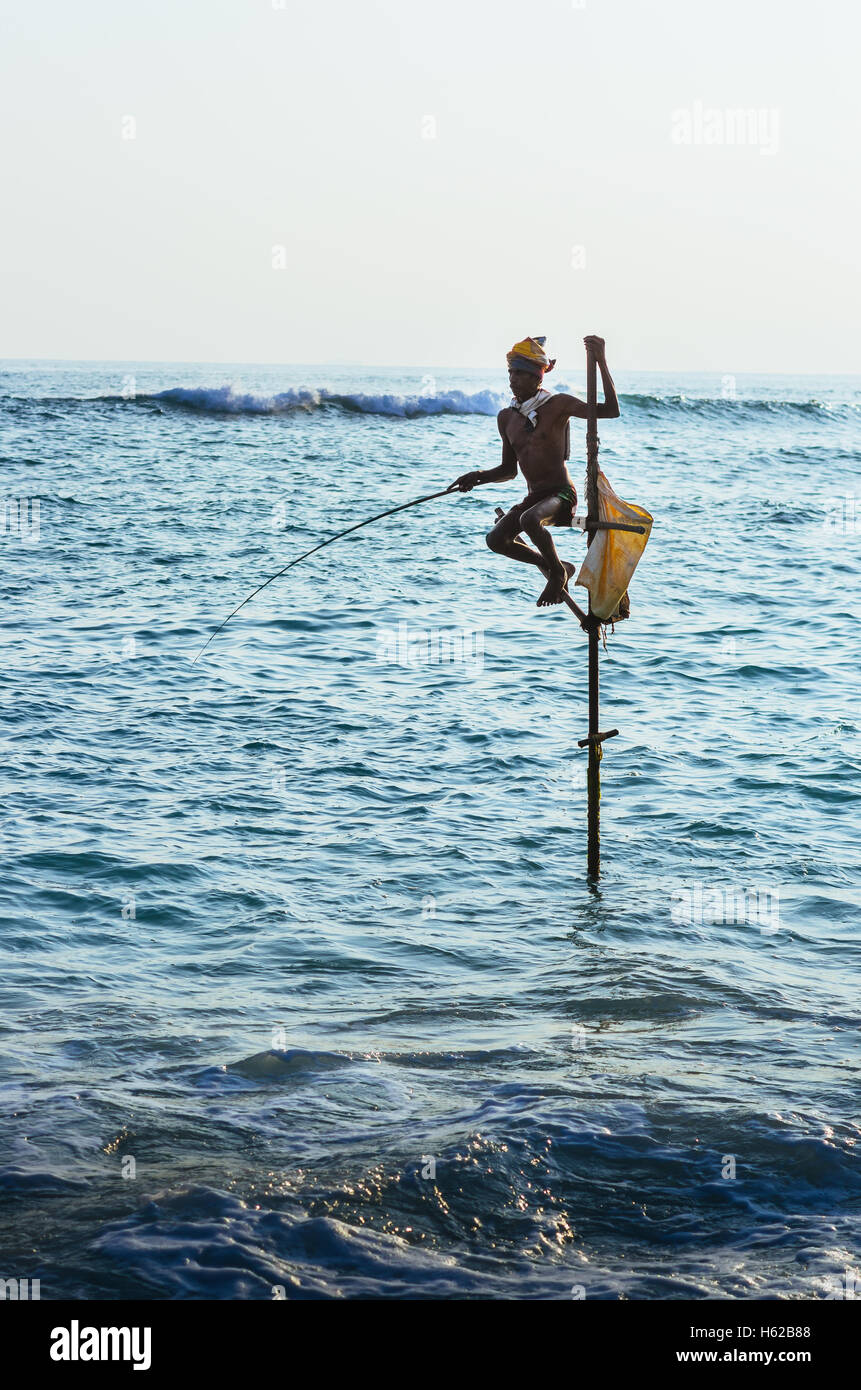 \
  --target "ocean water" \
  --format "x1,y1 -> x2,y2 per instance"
1,360 -> 859,1300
